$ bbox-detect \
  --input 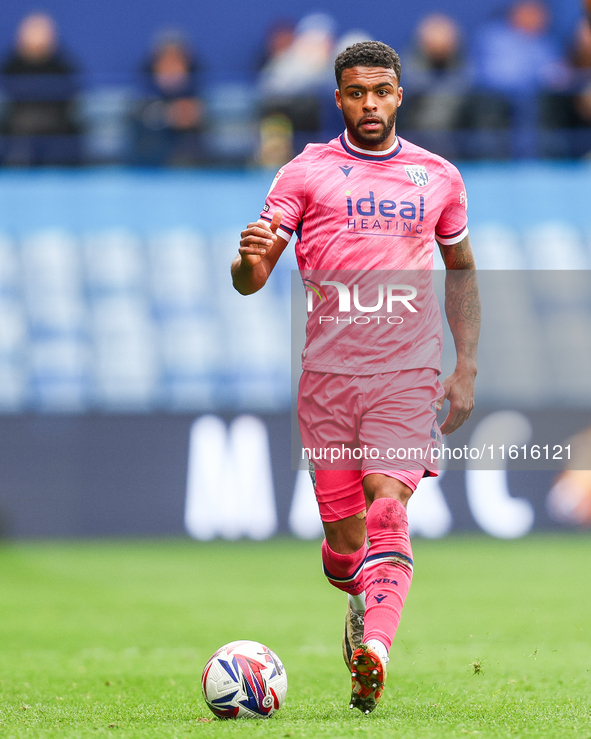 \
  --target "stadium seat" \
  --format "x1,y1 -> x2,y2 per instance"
84,229 -> 145,294
523,222 -> 590,270
468,224 -> 527,270
149,228 -> 209,312
0,295 -> 27,410
21,230 -> 90,410
159,314 -> 221,409
0,233 -> 20,293
90,294 -> 158,408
